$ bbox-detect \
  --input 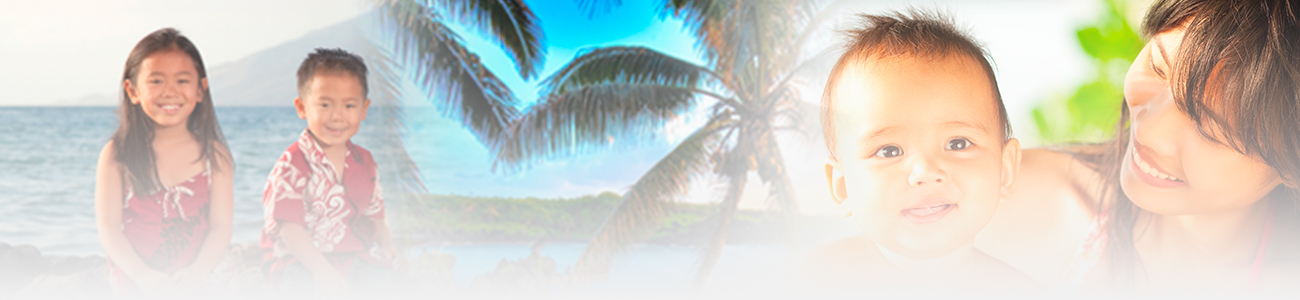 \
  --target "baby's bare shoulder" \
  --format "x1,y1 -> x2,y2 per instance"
795,236 -> 873,270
